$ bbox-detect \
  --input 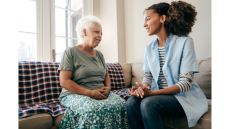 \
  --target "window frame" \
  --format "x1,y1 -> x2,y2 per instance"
35,0 -> 93,62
